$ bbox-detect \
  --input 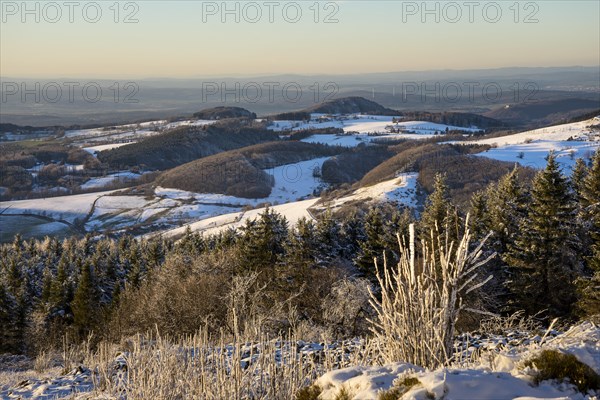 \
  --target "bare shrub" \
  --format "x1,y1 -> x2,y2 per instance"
322,278 -> 374,338
368,218 -> 495,368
